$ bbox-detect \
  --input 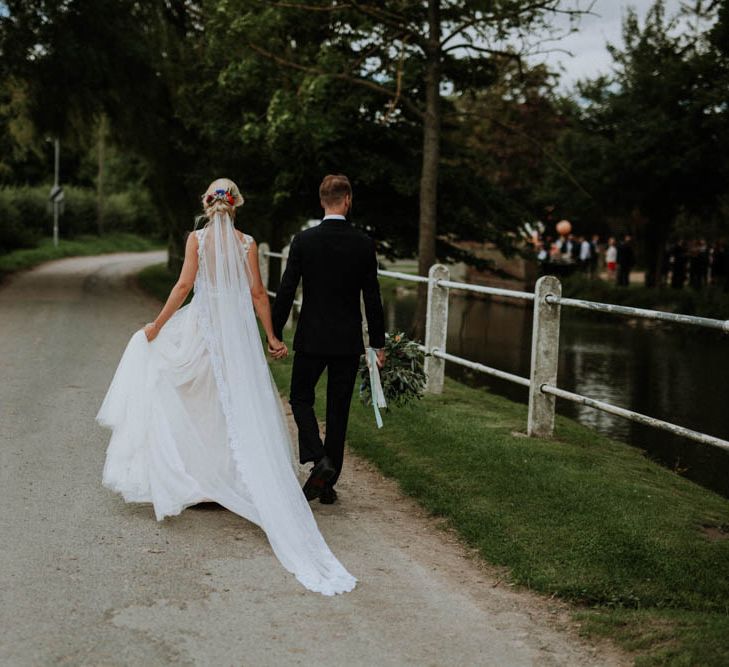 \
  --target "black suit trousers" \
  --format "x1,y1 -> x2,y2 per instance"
289,352 -> 360,487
